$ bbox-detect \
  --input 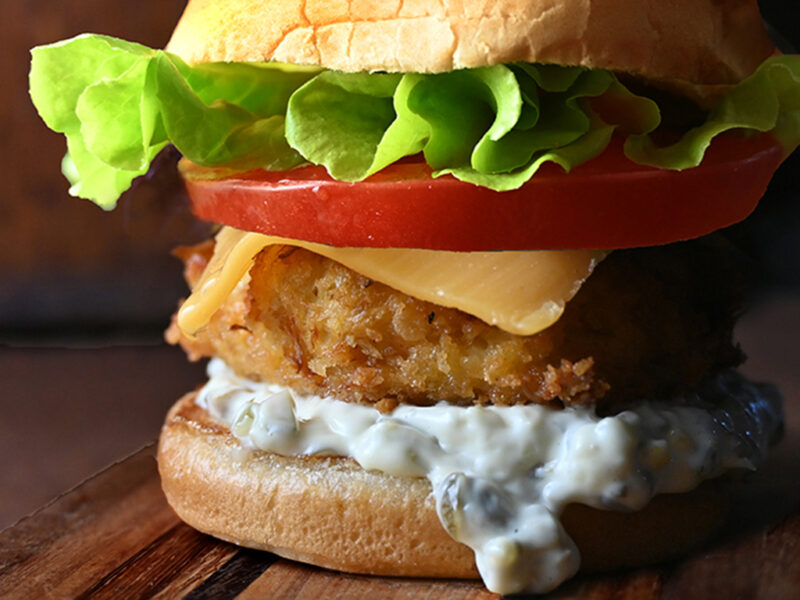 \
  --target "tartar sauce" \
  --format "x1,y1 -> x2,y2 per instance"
196,358 -> 781,594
